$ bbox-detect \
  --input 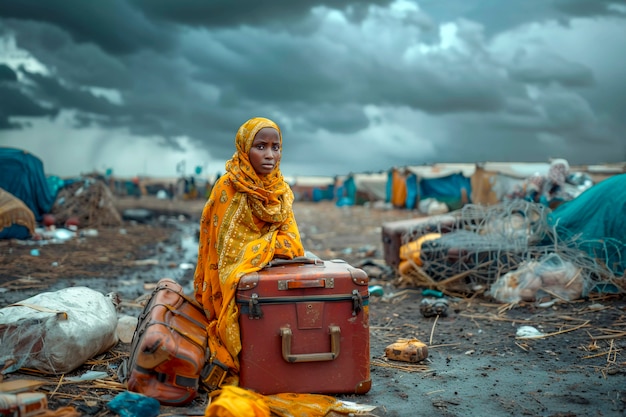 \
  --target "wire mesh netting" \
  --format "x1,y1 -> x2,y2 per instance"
399,200 -> 625,296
